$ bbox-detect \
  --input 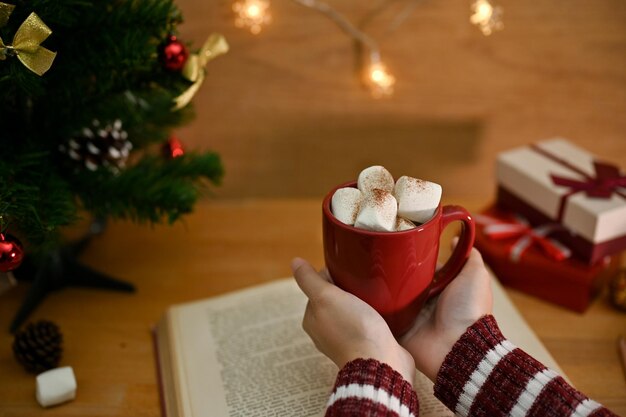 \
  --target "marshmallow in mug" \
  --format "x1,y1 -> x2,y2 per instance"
354,189 -> 398,232
331,187 -> 363,225
393,176 -> 442,224
395,217 -> 416,231
357,165 -> 394,194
